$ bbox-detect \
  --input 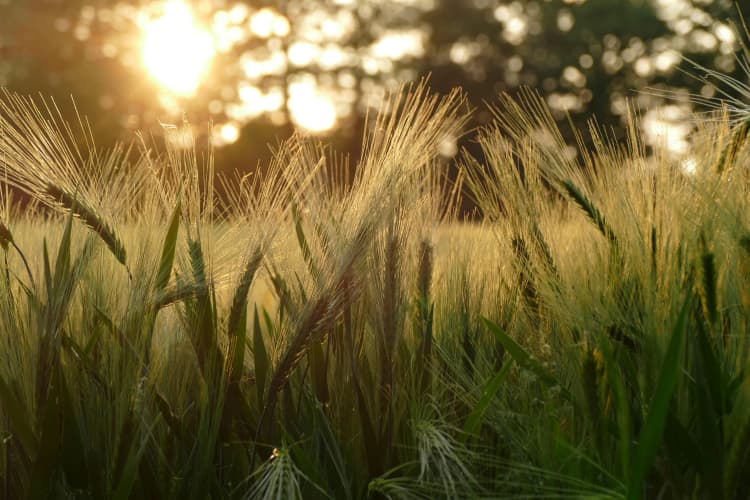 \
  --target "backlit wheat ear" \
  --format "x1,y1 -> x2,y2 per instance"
0,217 -> 35,288
254,82 -> 468,449
152,283 -> 205,309
0,220 -> 12,251
561,179 -> 618,247
713,118 -> 749,174
44,183 -> 127,266
226,248 -> 264,336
